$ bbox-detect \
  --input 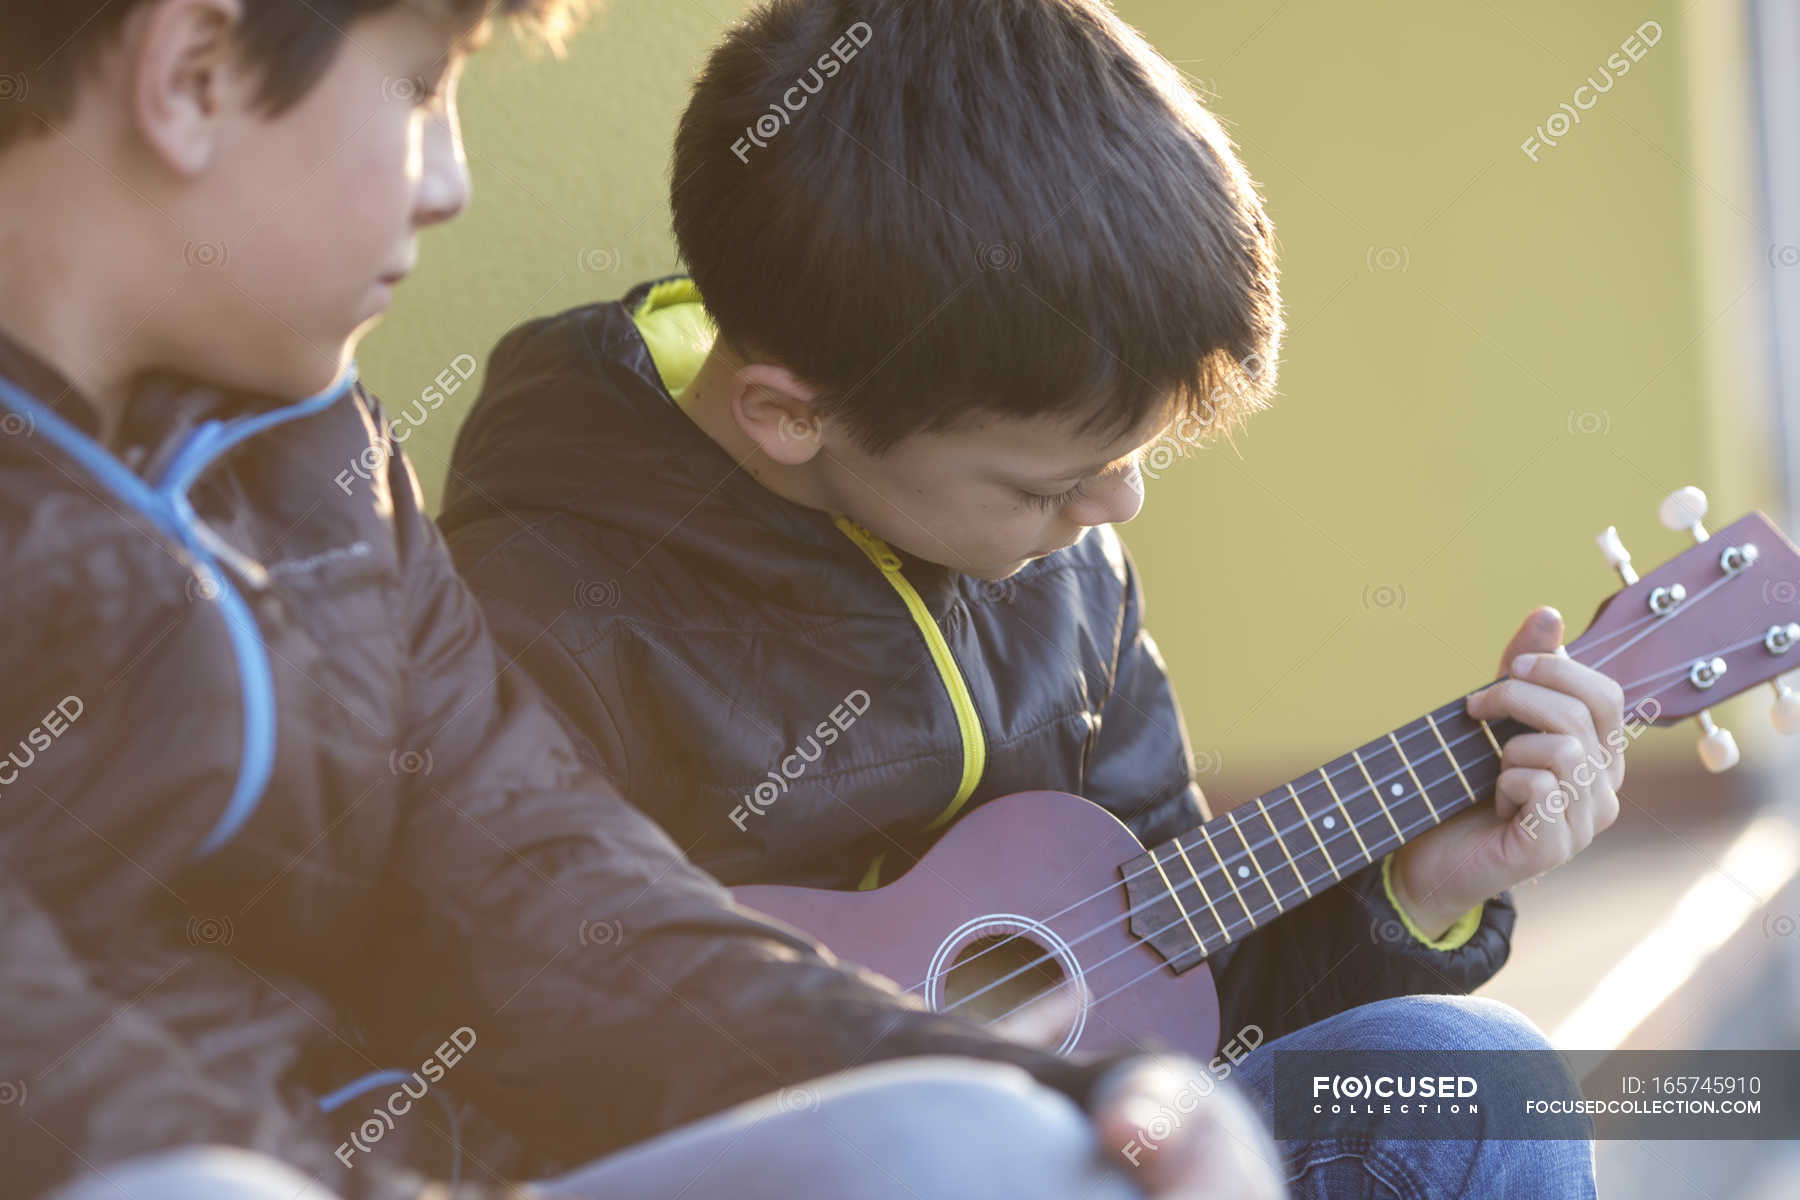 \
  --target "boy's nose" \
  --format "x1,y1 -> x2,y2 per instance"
1072,465 -> 1145,527
415,113 -> 472,228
